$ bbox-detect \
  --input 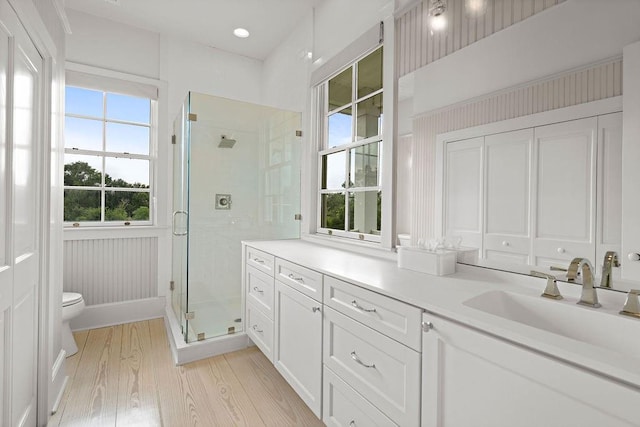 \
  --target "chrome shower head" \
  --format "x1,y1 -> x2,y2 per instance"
219,135 -> 236,148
